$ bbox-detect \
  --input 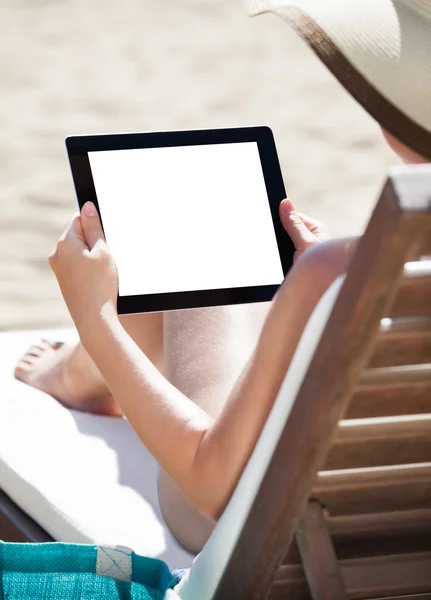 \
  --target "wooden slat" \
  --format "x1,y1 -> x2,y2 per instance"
295,501 -> 347,600
406,221 -> 431,261
380,595 -> 431,599
325,415 -> 431,469
368,317 -> 431,367
272,553 -> 431,600
270,564 -> 311,600
342,552 -> 431,599
360,364 -> 431,386
314,463 -> 431,516
374,595 -> 431,599
348,365 -> 431,418
329,509 -> 431,560
416,233 -> 431,259
284,509 -> 431,565
330,508 -> 431,538
389,264 -> 431,318
0,488 -> 52,543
